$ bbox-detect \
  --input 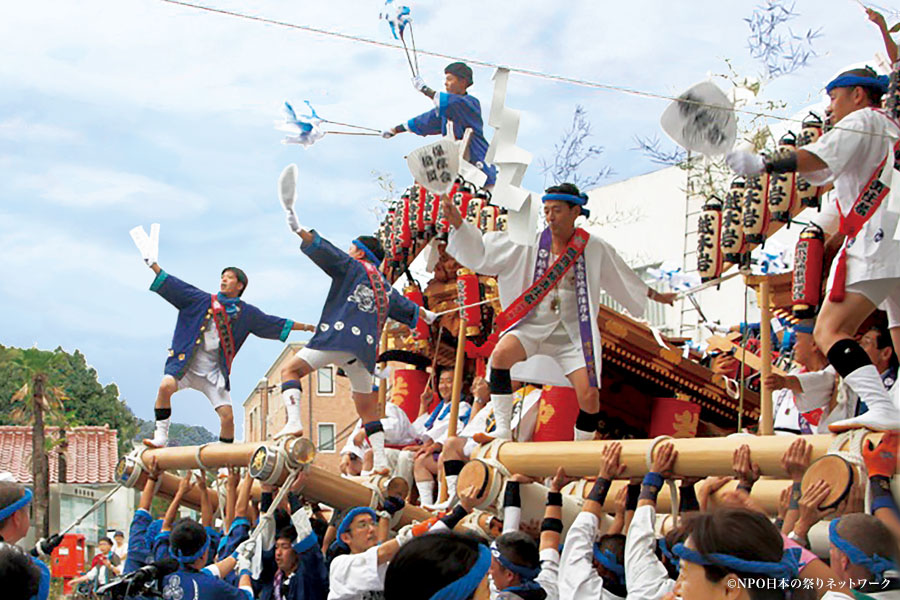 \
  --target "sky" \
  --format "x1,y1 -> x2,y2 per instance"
1,0 -> 894,439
